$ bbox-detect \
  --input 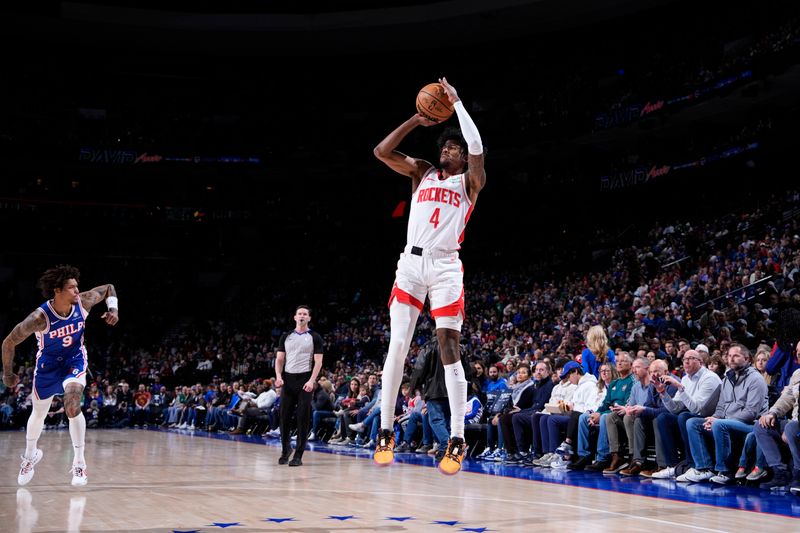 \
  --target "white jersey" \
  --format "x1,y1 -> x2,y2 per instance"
407,168 -> 474,251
